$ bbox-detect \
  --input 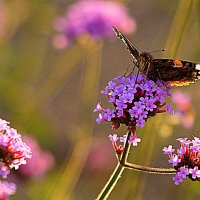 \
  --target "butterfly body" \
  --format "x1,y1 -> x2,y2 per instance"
112,26 -> 200,86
